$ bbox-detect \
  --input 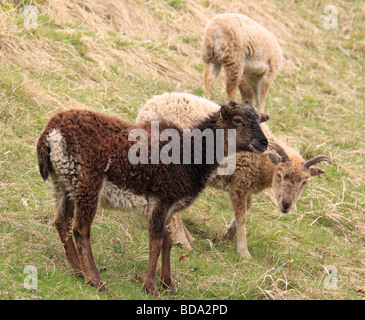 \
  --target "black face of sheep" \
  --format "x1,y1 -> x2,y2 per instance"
221,101 -> 269,154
